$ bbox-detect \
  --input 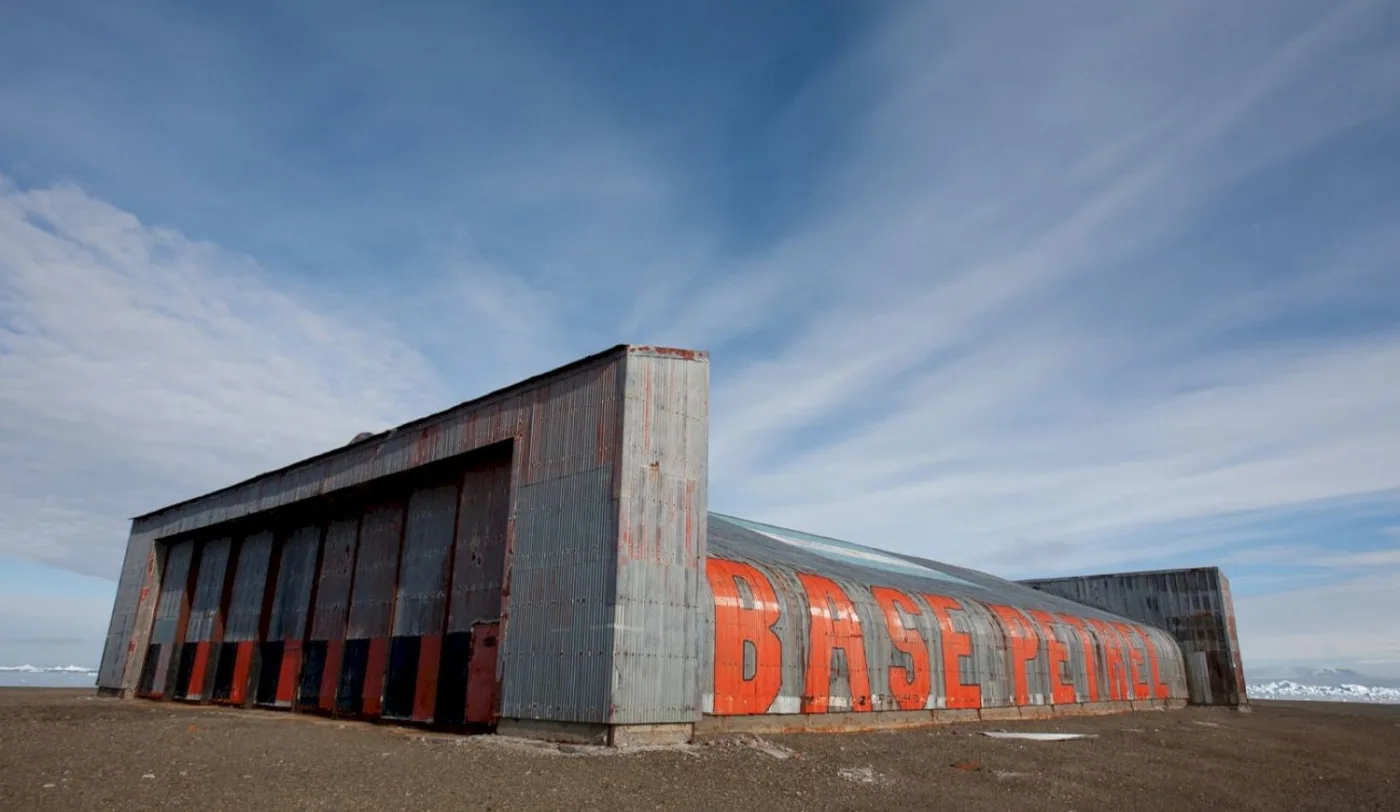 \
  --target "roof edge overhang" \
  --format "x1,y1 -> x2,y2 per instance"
130,344 -> 706,523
